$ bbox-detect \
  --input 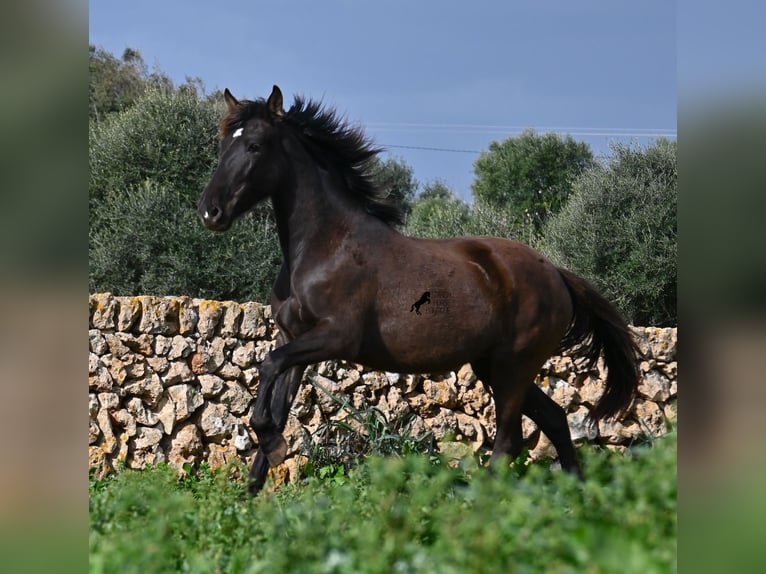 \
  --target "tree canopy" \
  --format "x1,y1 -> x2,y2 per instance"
472,129 -> 594,233
541,139 -> 677,326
